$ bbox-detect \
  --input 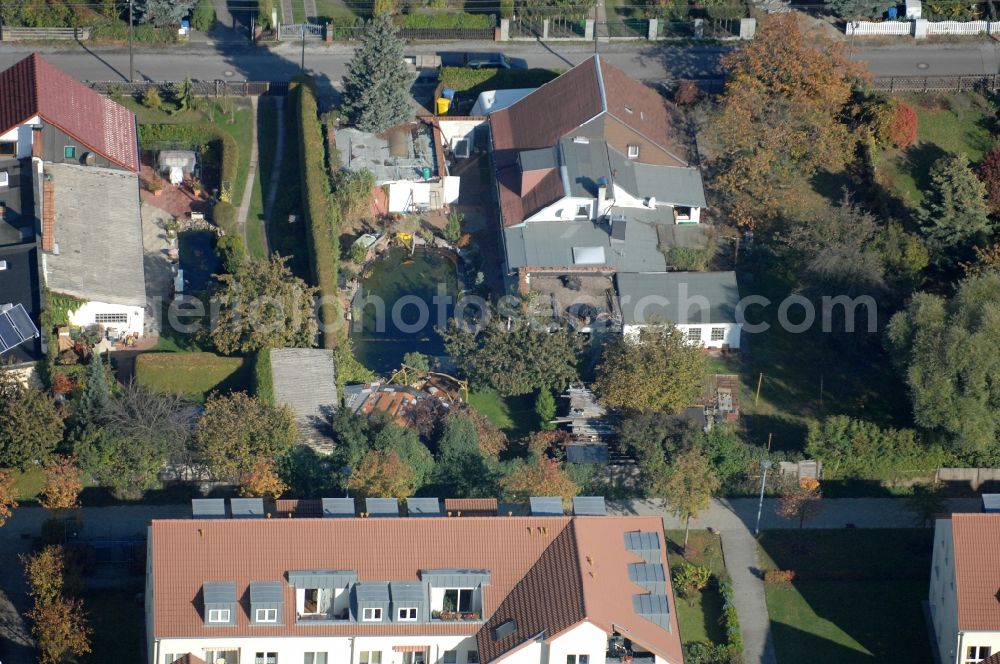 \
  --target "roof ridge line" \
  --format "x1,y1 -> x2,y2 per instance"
595,55 -> 608,114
